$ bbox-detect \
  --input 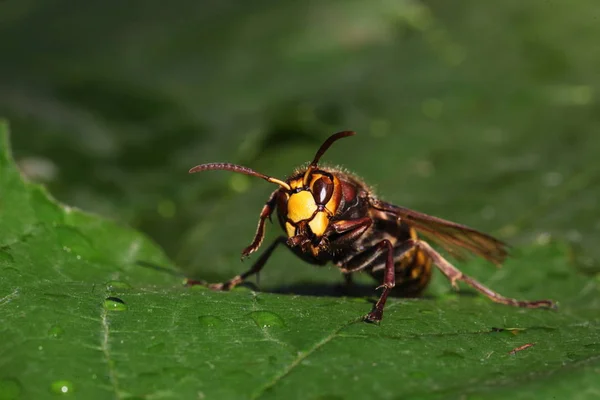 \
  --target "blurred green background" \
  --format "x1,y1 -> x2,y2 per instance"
1,0 -> 599,286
